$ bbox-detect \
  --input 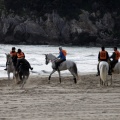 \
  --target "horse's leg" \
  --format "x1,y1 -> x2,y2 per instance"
110,75 -> 112,86
58,70 -> 61,83
21,75 -> 26,88
48,69 -> 56,83
100,78 -> 101,85
7,72 -> 10,80
100,78 -> 104,86
68,68 -> 77,84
